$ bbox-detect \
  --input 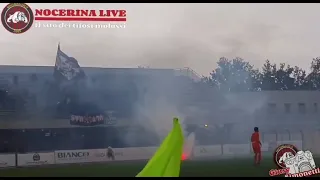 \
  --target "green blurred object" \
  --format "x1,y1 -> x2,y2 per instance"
136,117 -> 184,177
